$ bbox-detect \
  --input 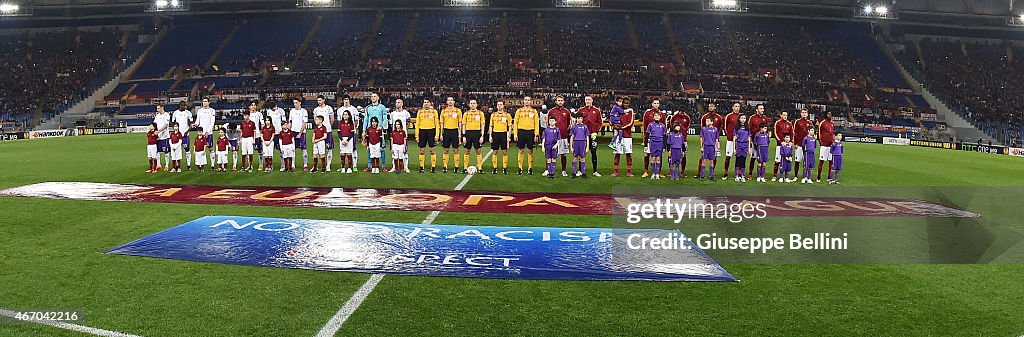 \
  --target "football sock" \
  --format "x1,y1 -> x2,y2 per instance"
681,157 -> 686,176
